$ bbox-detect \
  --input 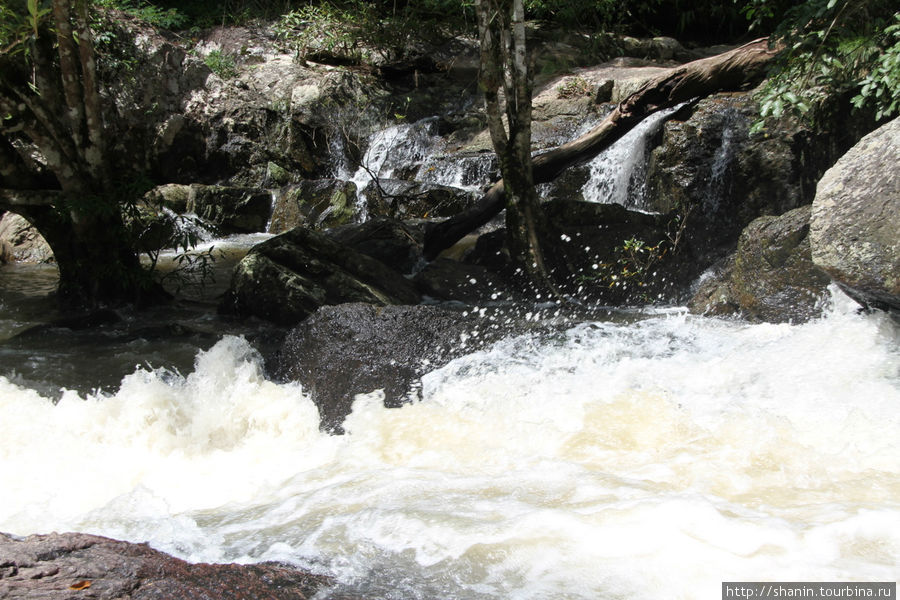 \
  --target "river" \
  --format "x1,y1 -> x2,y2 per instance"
1,256 -> 898,598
